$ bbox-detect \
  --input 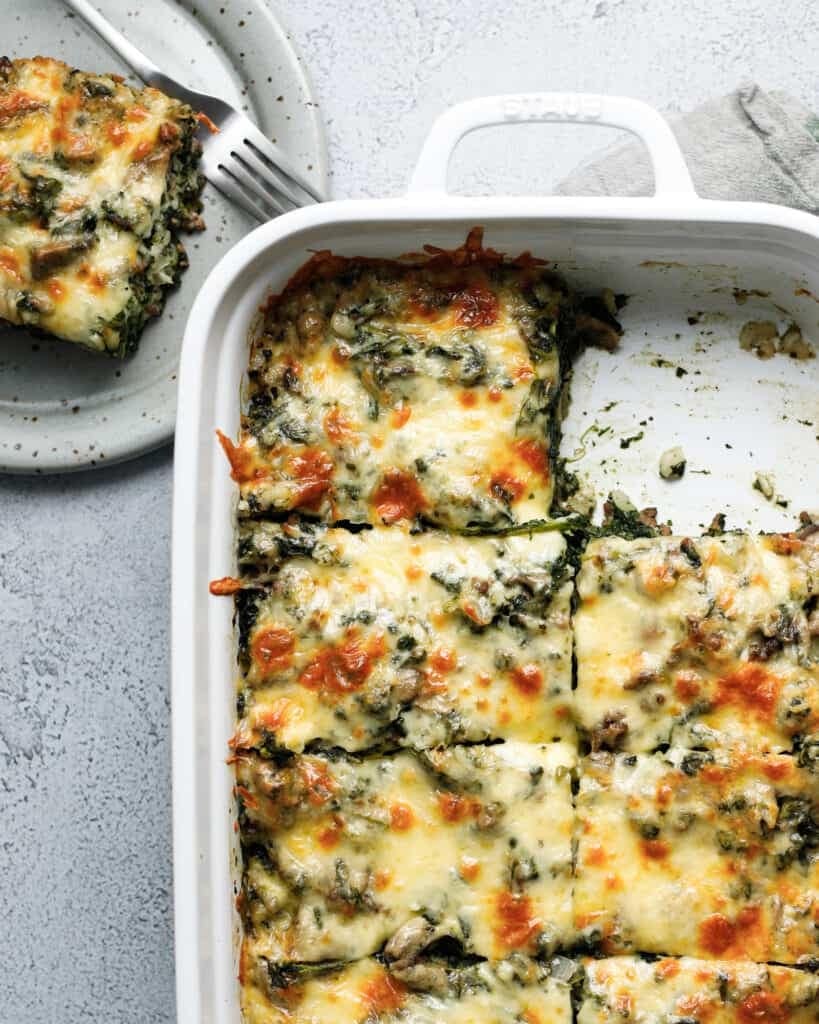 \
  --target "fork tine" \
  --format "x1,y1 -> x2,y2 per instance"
241,123 -> 324,204
239,142 -> 305,210
210,166 -> 271,222
223,156 -> 290,217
